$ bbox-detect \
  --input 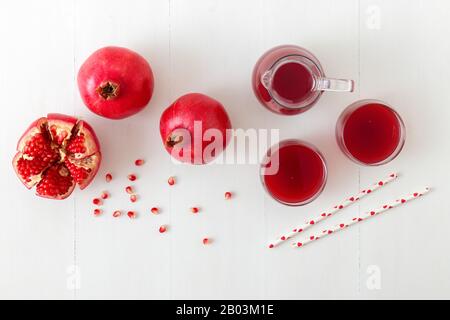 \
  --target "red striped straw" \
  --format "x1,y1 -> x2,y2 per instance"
292,187 -> 430,249
268,172 -> 398,249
